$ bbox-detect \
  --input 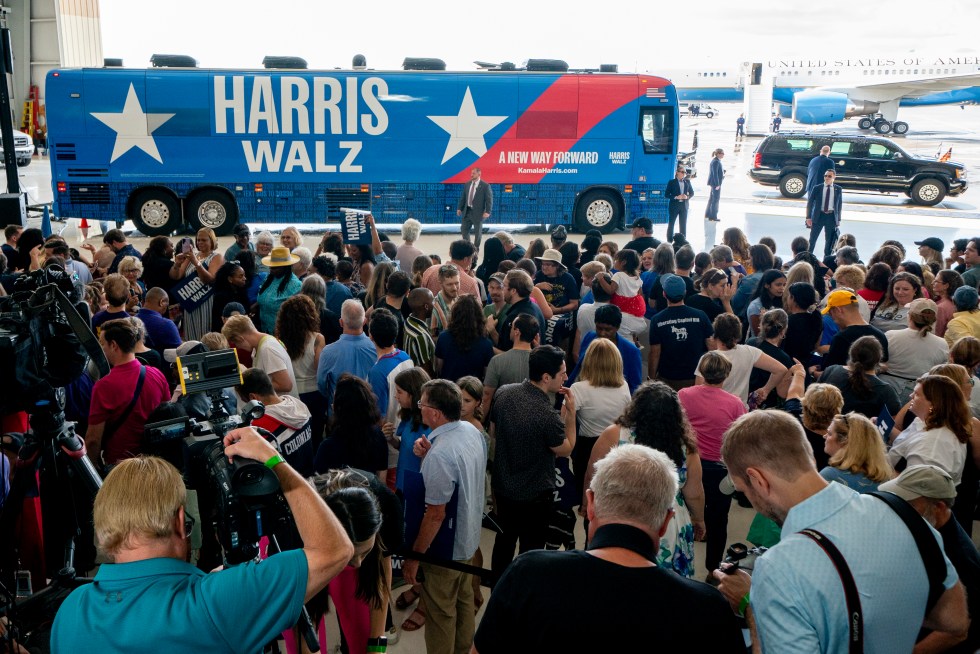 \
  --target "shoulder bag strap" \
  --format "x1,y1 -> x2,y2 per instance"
103,365 -> 146,442
871,491 -> 946,616
797,528 -> 863,654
